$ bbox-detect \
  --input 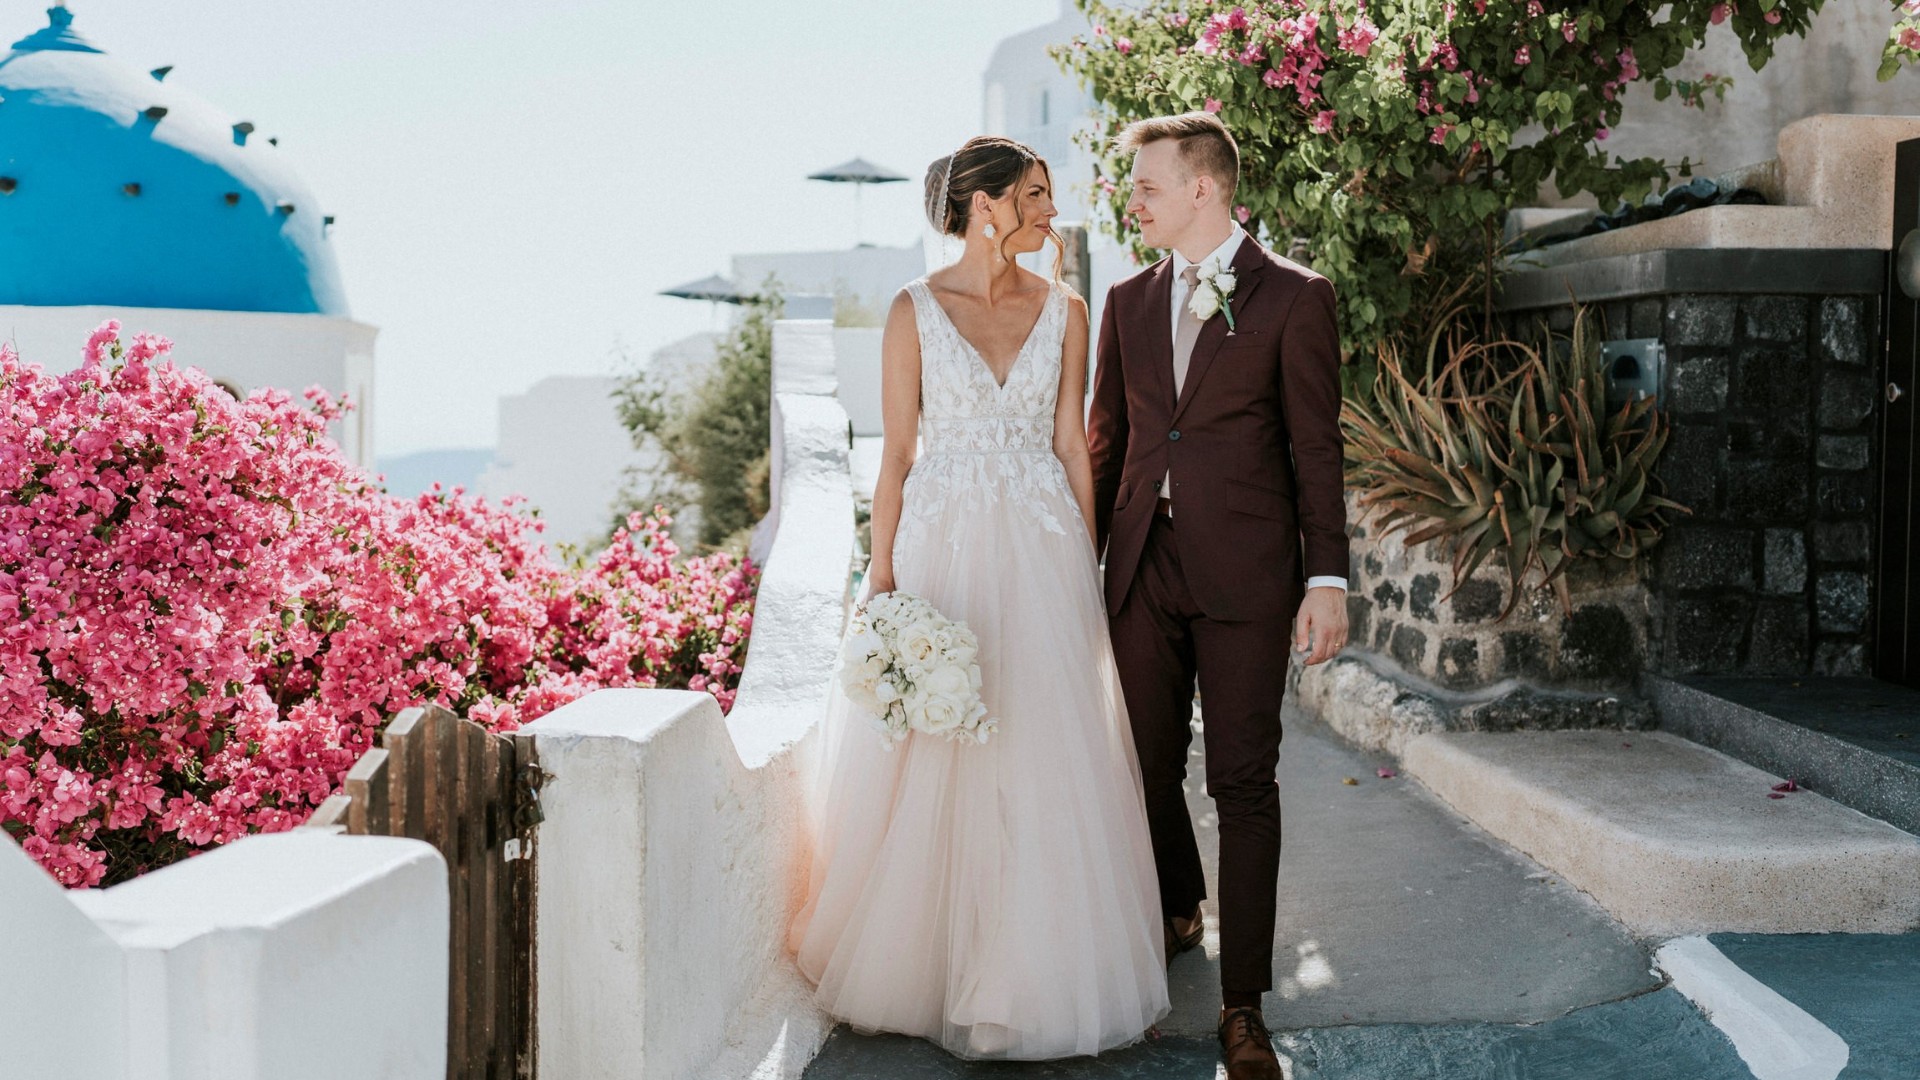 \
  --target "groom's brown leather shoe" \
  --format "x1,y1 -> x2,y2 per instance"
1218,1006 -> 1284,1080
